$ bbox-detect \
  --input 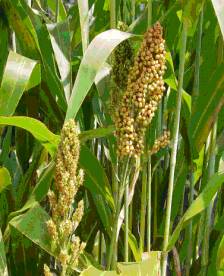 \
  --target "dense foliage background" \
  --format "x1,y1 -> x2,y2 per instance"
0,0 -> 224,275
